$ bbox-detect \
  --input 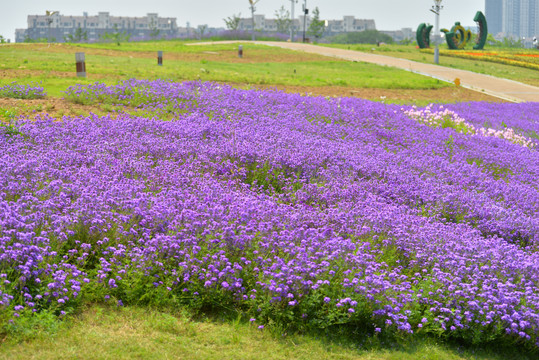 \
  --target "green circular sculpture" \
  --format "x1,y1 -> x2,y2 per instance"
416,23 -> 433,49
473,11 -> 488,50
442,22 -> 472,49
416,10 -> 488,51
